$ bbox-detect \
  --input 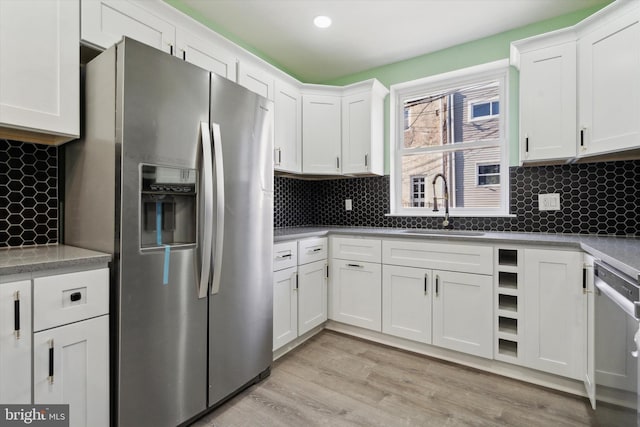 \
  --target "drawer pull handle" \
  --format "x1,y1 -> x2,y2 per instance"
275,254 -> 292,260
347,263 -> 363,268
14,291 -> 20,339
309,248 -> 322,253
70,292 -> 82,302
48,339 -> 55,384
